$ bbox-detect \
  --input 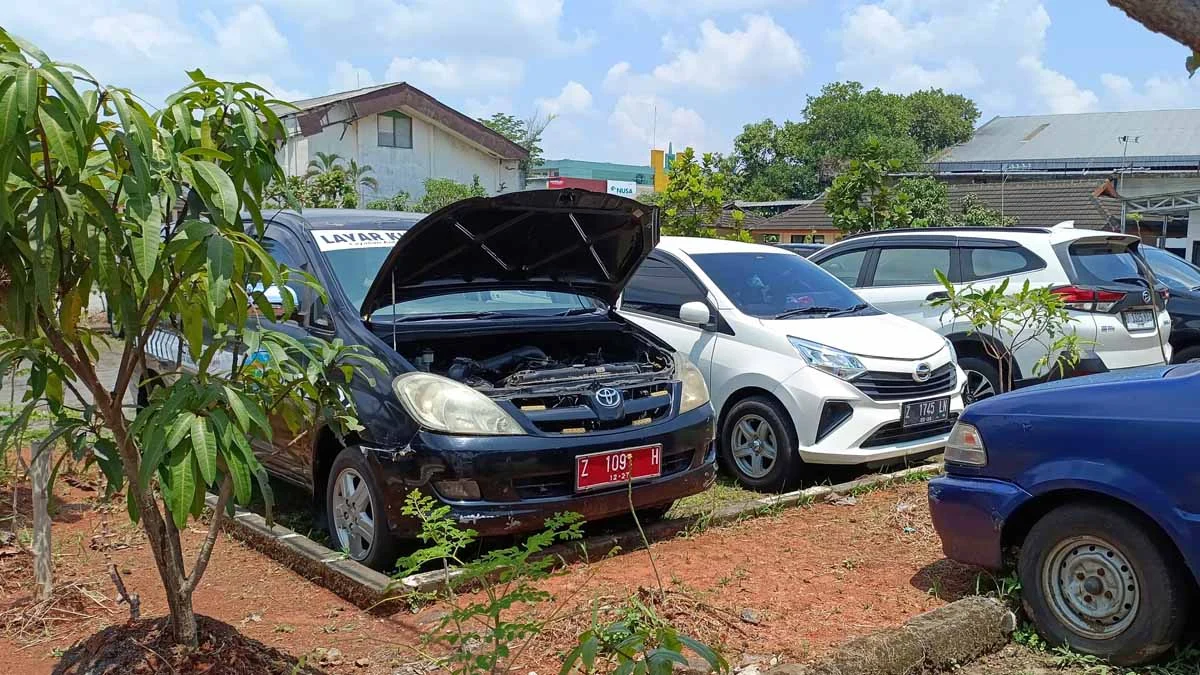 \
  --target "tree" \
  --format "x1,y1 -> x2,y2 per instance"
306,151 -> 344,176
824,155 -> 917,233
415,176 -> 487,213
723,120 -> 814,200
658,148 -> 745,239
949,193 -> 1018,227
479,111 -> 553,173
0,33 -> 376,646
345,159 -> 378,193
